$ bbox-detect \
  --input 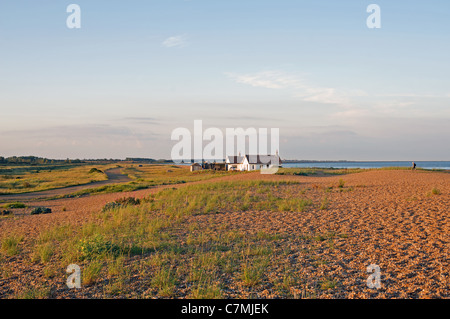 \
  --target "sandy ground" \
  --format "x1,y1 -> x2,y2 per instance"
190,170 -> 450,298
0,170 -> 449,298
